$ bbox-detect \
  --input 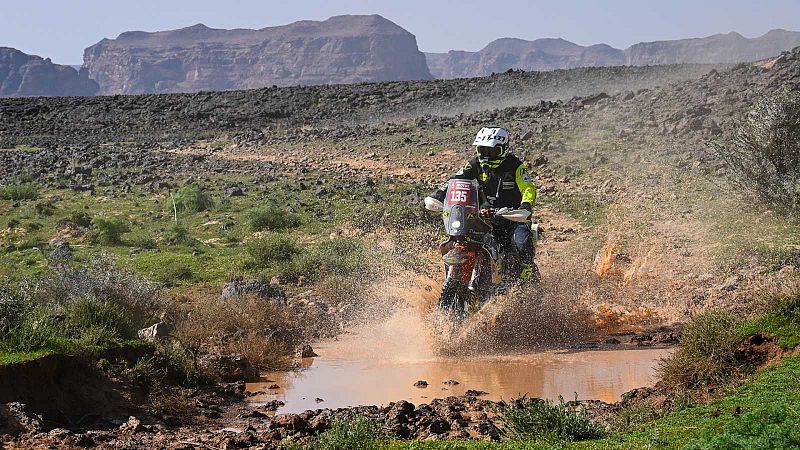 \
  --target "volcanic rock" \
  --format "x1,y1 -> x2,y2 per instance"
0,402 -> 42,436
